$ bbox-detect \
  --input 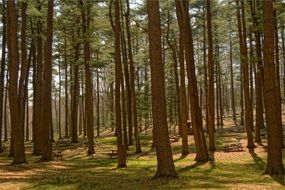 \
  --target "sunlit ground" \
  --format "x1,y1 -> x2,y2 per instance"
0,116 -> 285,190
